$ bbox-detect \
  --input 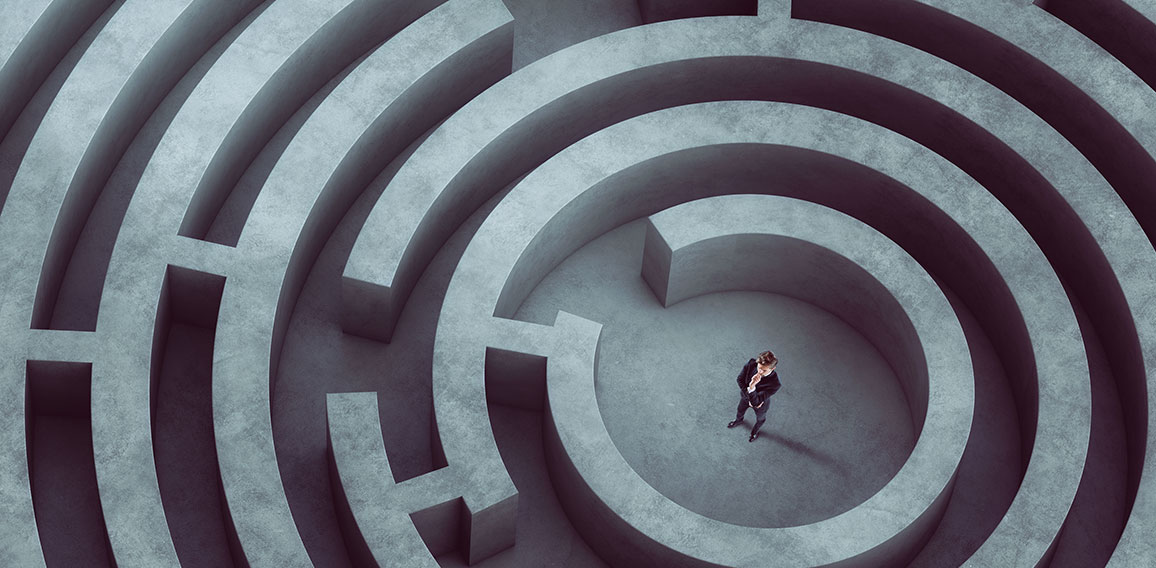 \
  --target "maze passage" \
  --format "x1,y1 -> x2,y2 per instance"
0,1 -> 1154,567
